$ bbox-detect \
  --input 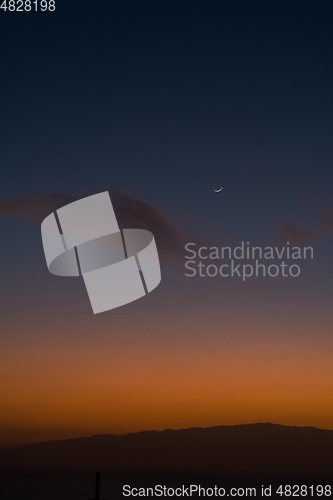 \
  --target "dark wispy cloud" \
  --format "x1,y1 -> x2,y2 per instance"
0,190 -> 191,256
276,208 -> 333,245
0,193 -> 74,219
